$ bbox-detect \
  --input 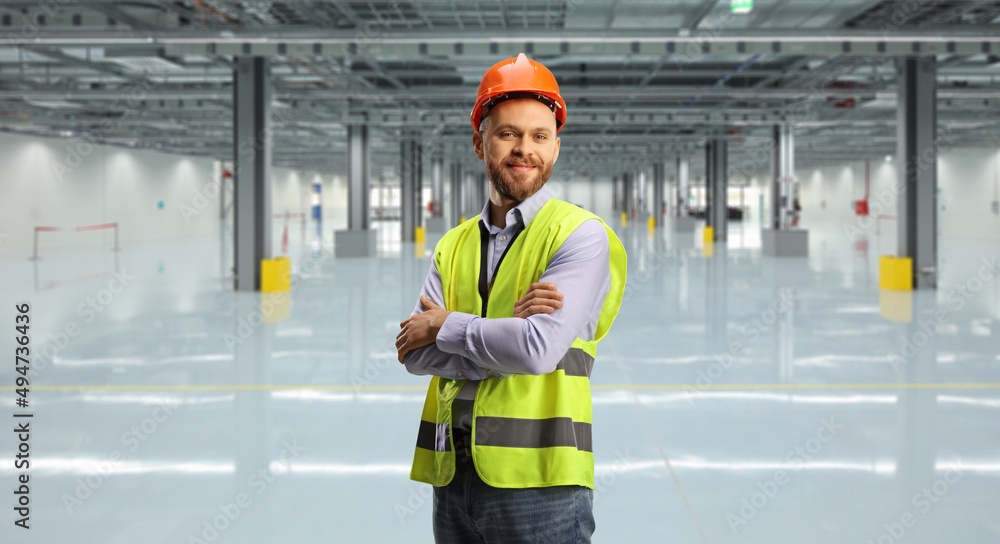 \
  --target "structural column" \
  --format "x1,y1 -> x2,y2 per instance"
450,161 -> 464,225
652,161 -> 665,228
463,171 -> 475,221
233,57 -> 272,291
427,156 -> 446,233
400,138 -> 423,243
763,124 -> 809,256
335,124 -> 376,257
705,138 -> 728,243
770,125 -> 783,230
612,176 -> 619,214
896,56 -> 938,290
671,155 -> 698,233
677,156 -> 690,217
637,168 -> 647,218
622,172 -> 633,219
774,124 -> 796,229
